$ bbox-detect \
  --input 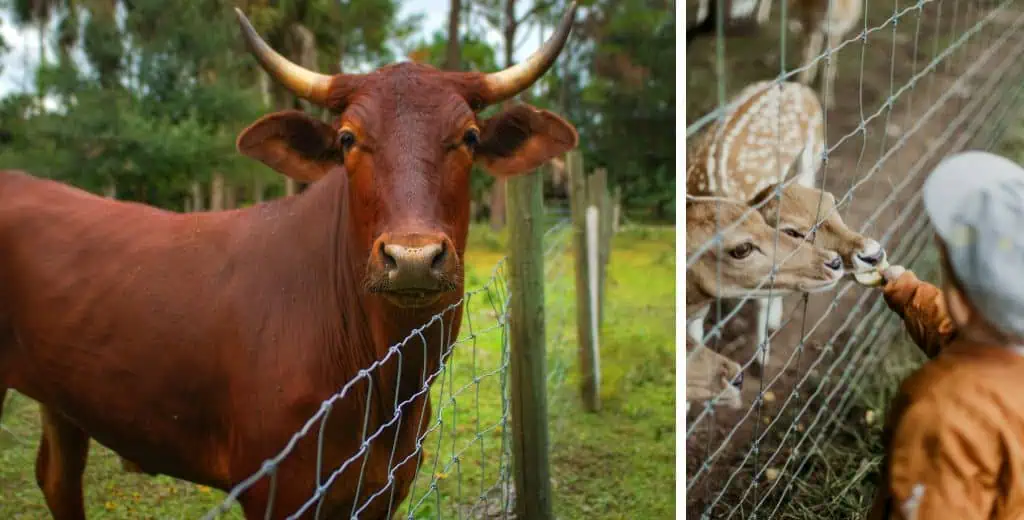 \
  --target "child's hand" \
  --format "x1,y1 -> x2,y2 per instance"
881,264 -> 907,284
854,258 -> 894,287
